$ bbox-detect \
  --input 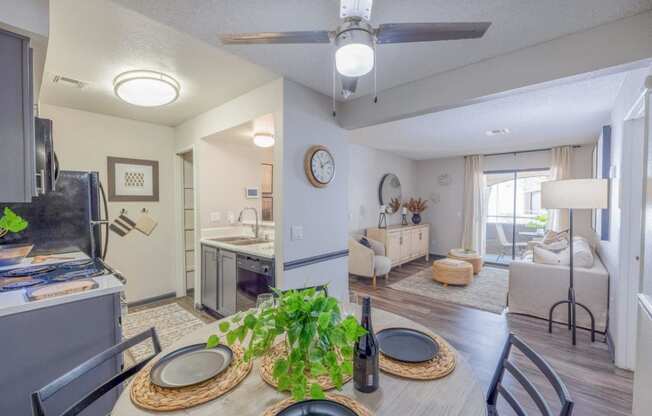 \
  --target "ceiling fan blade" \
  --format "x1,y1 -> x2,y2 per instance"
220,31 -> 332,45
375,22 -> 491,44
